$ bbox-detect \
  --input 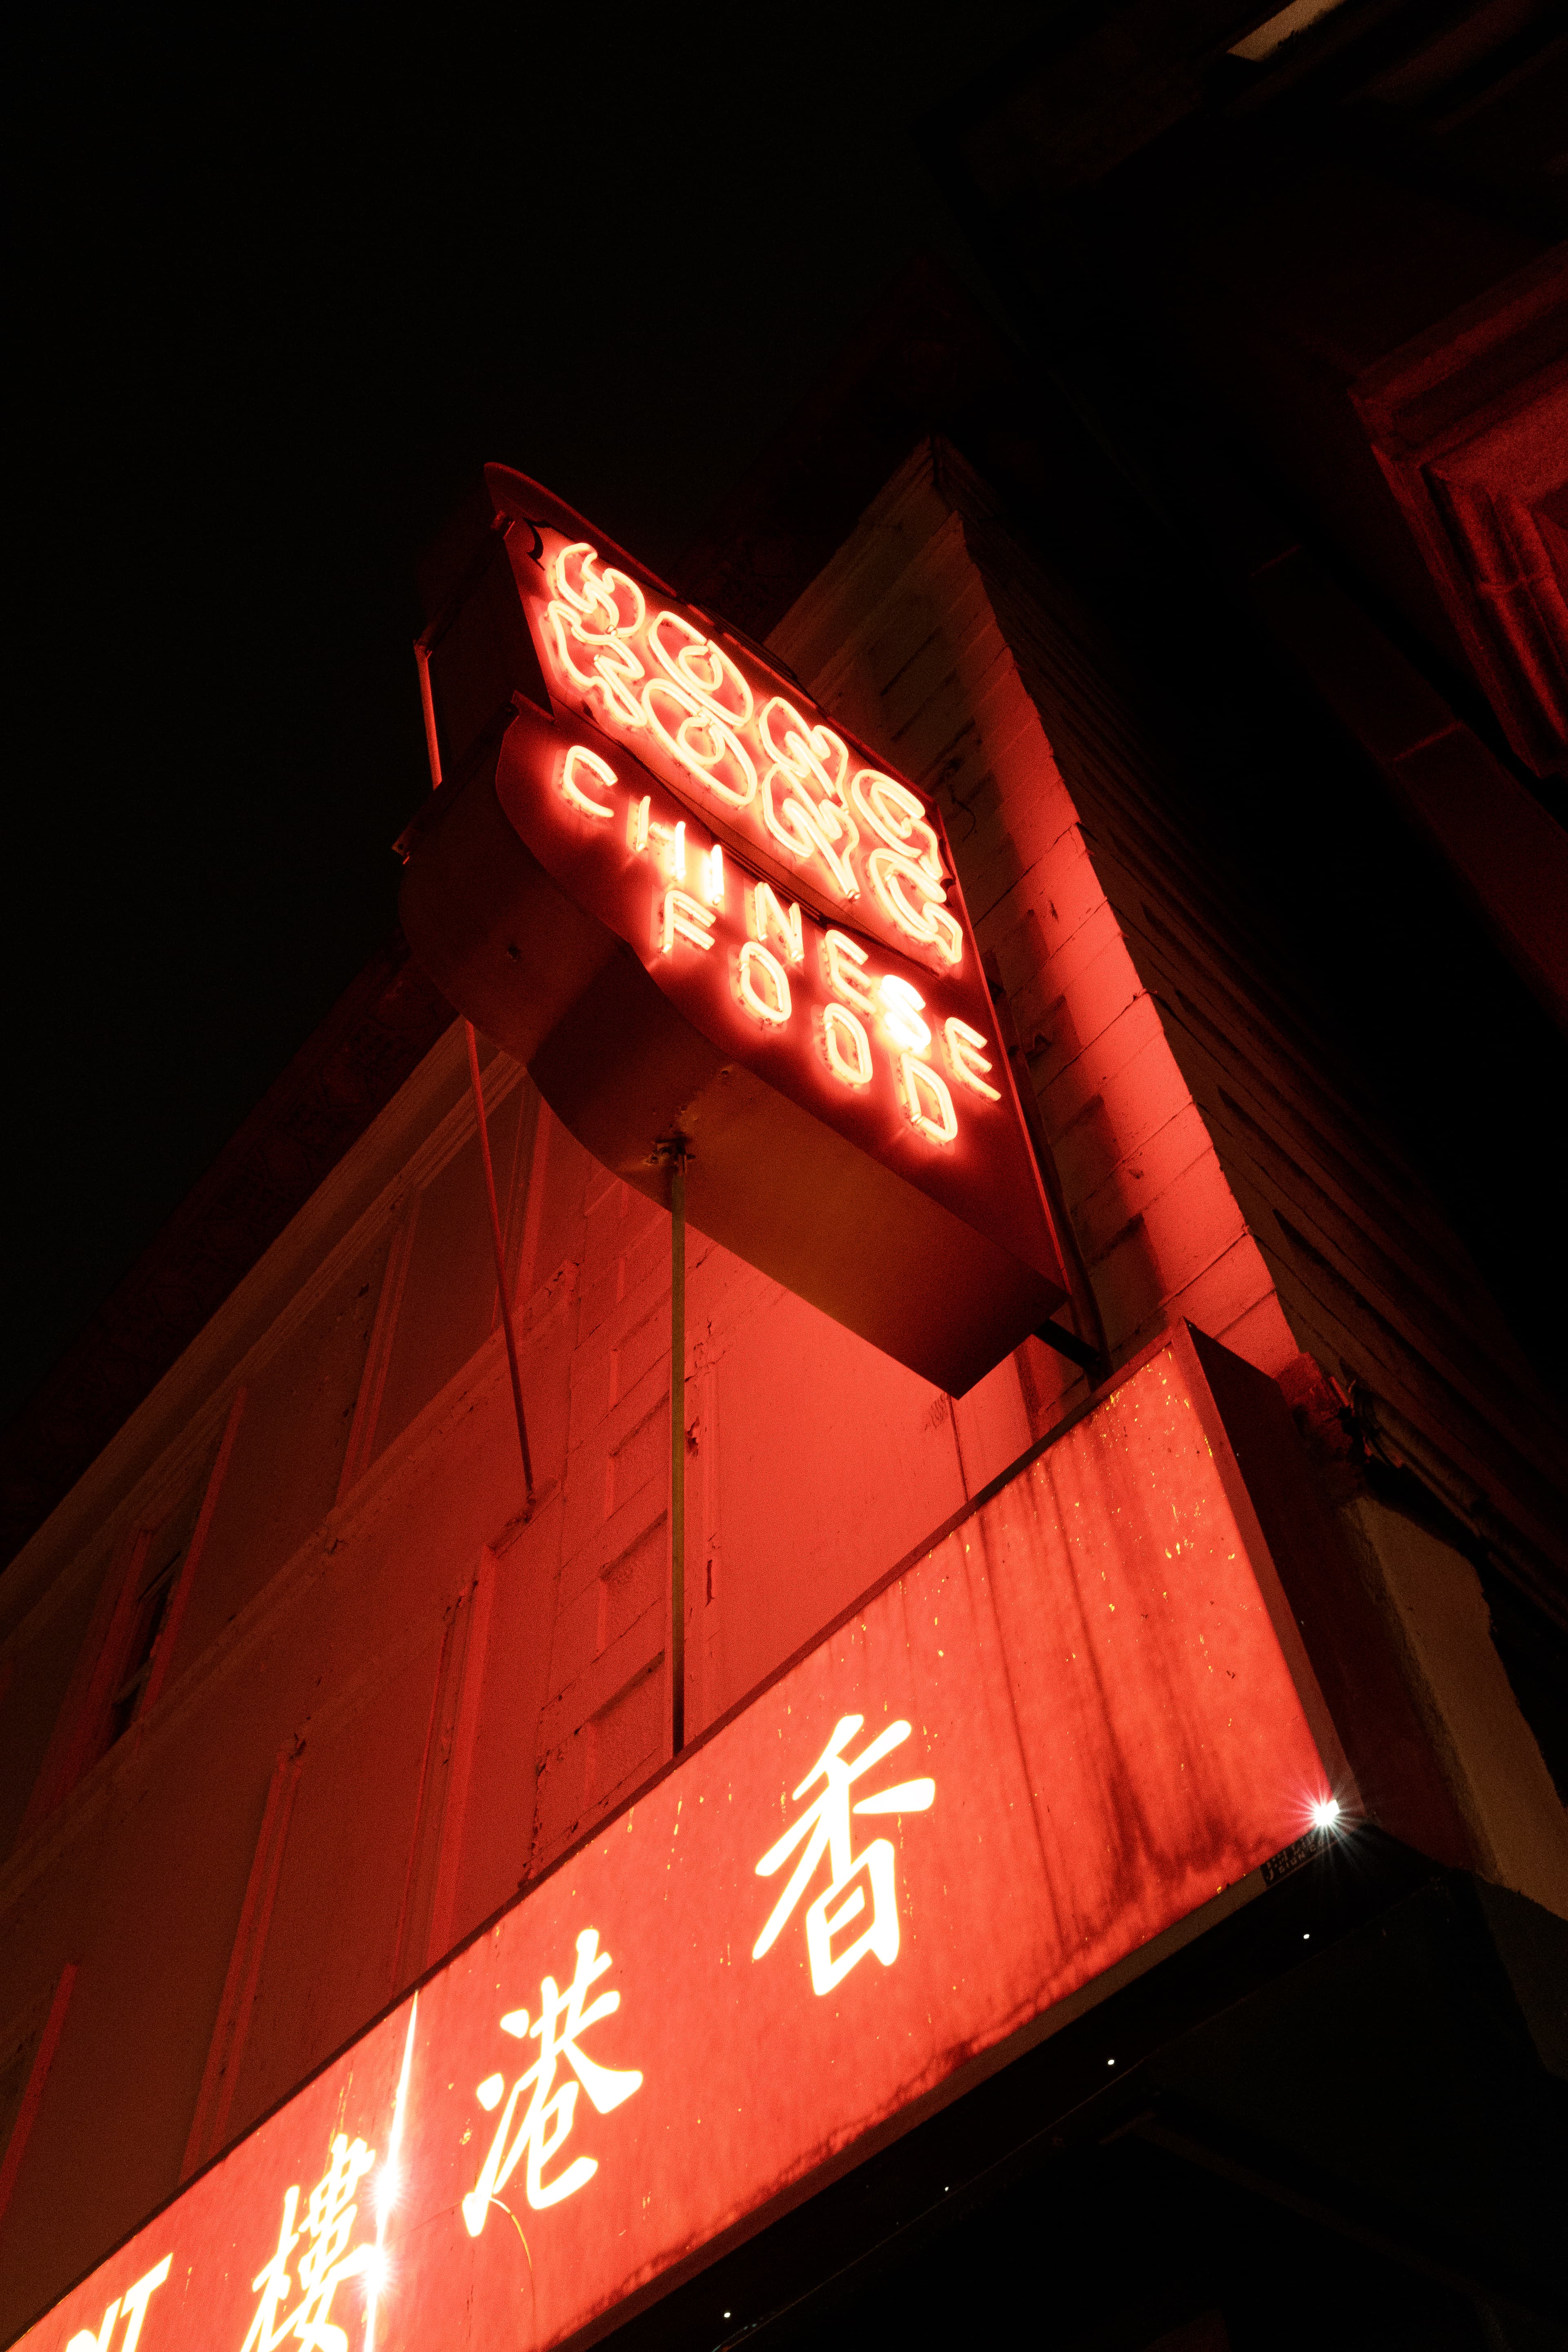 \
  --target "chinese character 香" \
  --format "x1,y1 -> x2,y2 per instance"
753,1713 -> 935,1995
